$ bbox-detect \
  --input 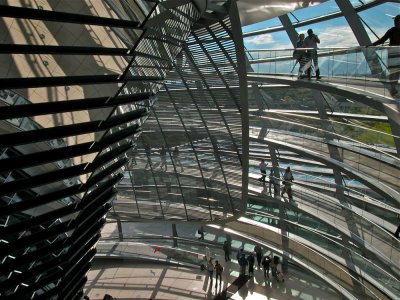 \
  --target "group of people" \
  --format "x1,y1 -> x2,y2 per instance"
258,159 -> 278,196
294,15 -> 400,96
258,160 -> 294,201
293,28 -> 321,80
237,248 -> 254,277
144,145 -> 183,172
235,246 -> 285,282
206,258 -> 224,288
203,239 -> 287,291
